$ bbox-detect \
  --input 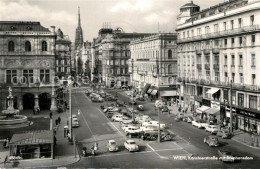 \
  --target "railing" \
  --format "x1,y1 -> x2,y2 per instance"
177,25 -> 260,43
